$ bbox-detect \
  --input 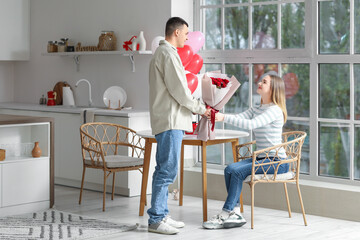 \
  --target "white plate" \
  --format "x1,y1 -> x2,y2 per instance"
103,86 -> 127,108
